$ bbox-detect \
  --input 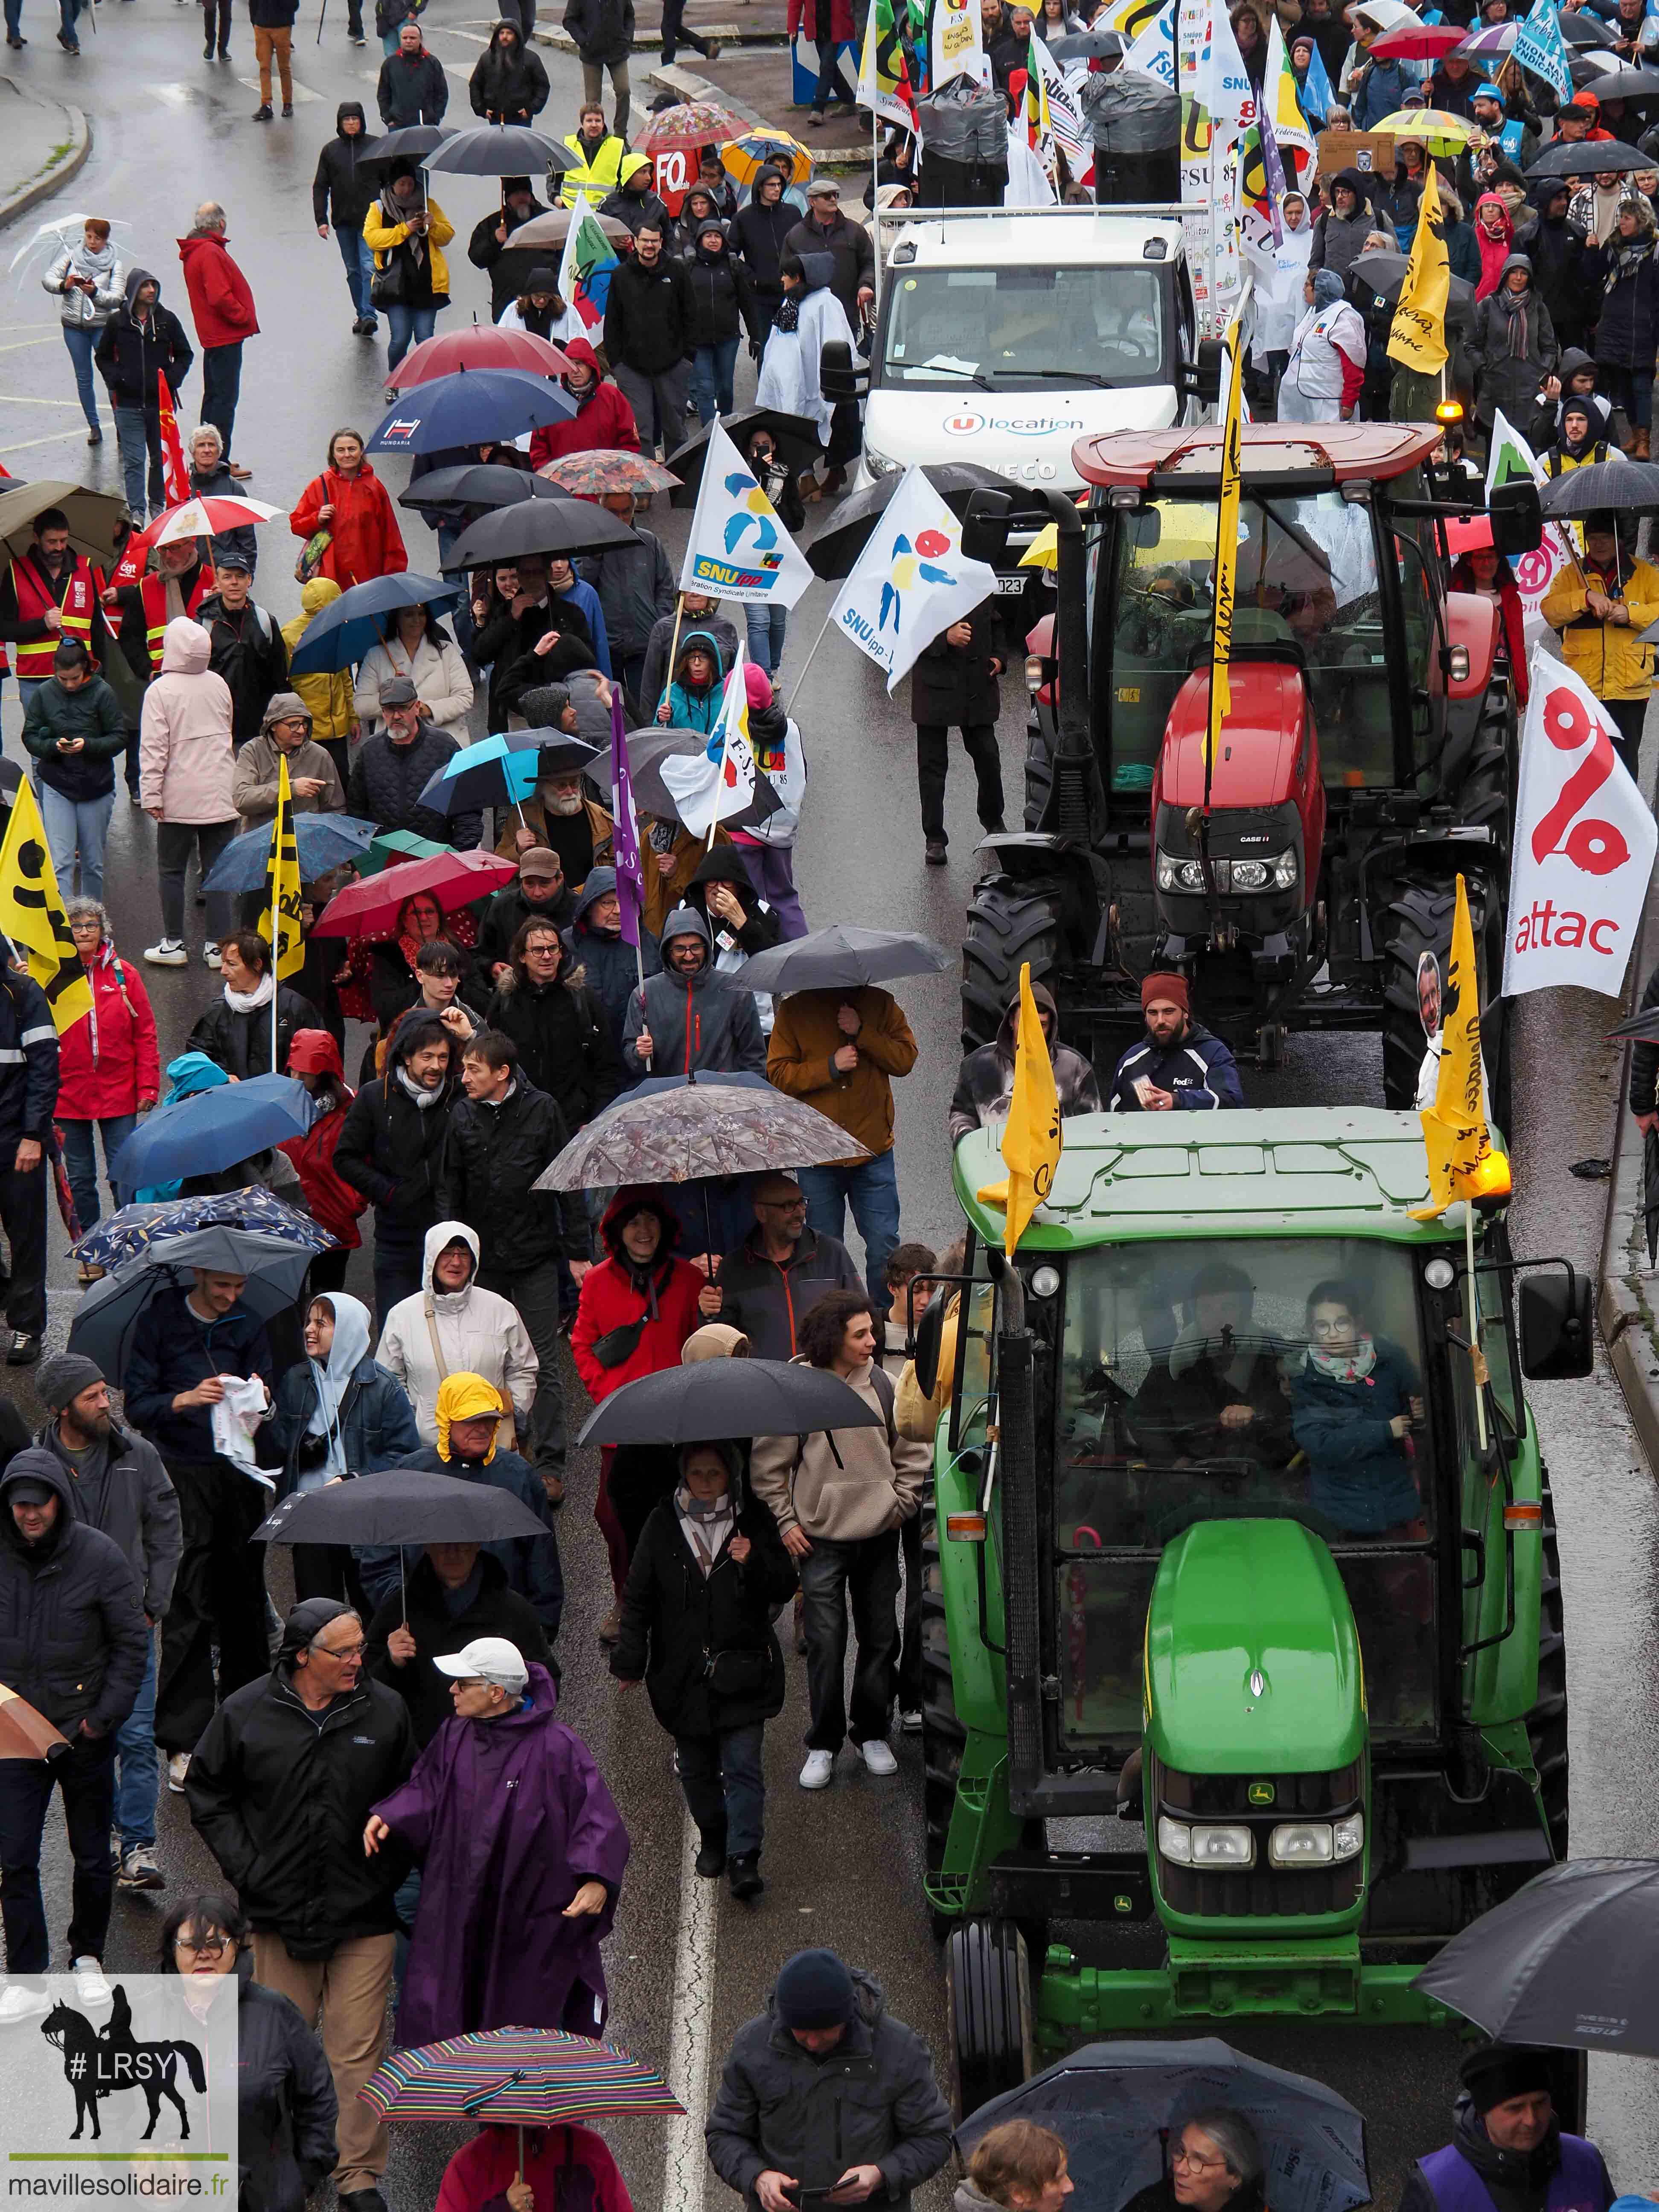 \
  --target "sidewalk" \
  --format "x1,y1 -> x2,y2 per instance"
1598,864 -> 1659,1471
0,73 -> 91,230
538,0 -> 790,52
